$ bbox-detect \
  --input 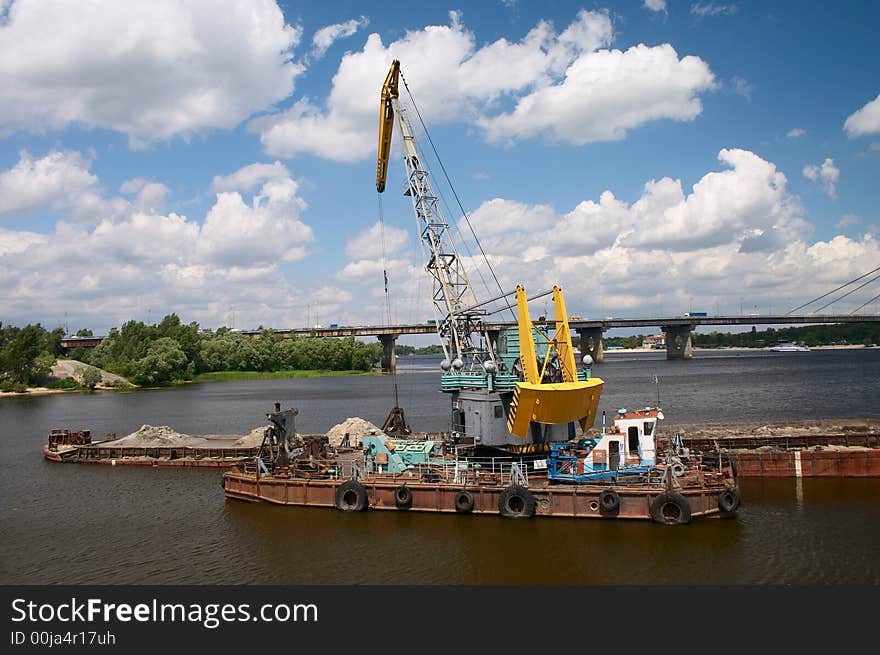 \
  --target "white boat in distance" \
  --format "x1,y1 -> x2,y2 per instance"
769,343 -> 810,352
